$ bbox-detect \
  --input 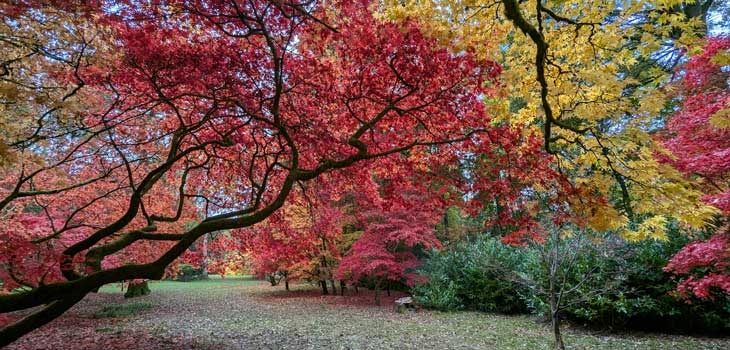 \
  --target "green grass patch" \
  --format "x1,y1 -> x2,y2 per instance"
98,275 -> 258,294
93,301 -> 154,318
95,326 -> 122,333
50,276 -> 730,350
